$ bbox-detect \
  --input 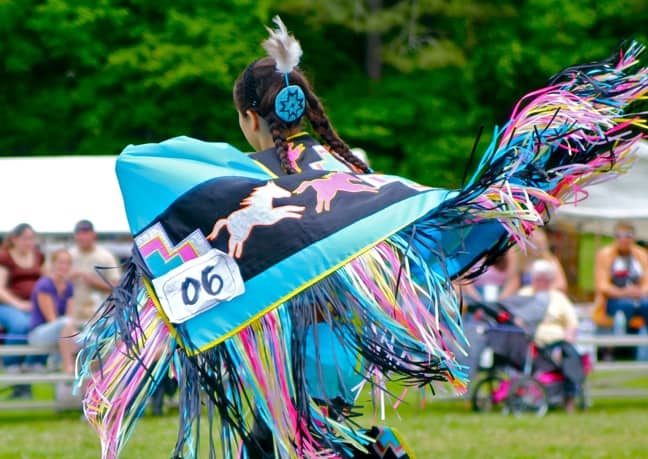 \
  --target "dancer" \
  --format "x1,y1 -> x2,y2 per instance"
77,17 -> 648,459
